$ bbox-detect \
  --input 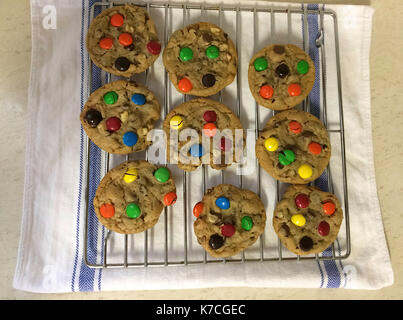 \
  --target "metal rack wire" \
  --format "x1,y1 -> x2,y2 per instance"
84,1 -> 350,268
